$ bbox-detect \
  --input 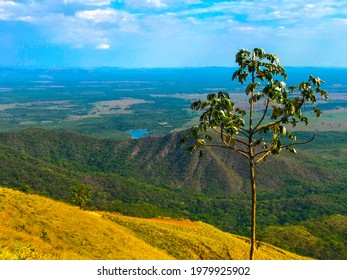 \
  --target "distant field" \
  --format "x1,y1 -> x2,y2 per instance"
0,67 -> 346,139
69,99 -> 153,120
0,100 -> 73,112
1,91 -> 346,137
